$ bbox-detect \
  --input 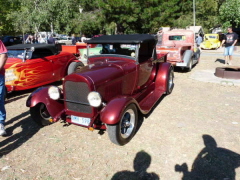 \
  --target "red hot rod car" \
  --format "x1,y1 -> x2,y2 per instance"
5,44 -> 83,93
26,34 -> 174,146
